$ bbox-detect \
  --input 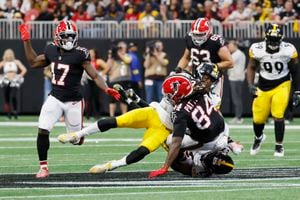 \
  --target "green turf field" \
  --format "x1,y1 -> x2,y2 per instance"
0,116 -> 299,199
